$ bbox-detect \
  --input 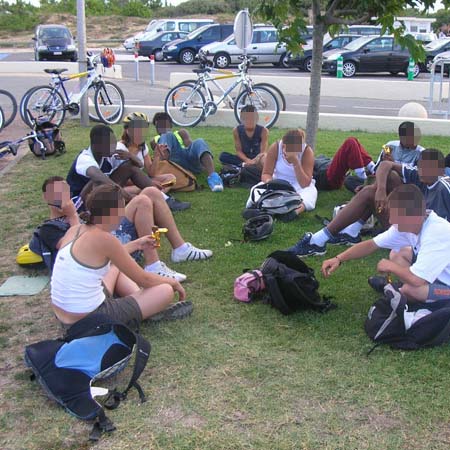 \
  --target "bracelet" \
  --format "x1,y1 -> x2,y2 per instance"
335,256 -> 342,266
